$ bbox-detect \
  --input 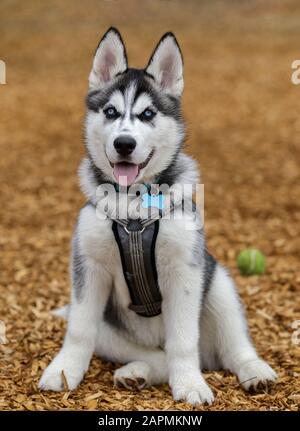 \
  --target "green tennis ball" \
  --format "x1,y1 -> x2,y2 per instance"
237,249 -> 266,276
